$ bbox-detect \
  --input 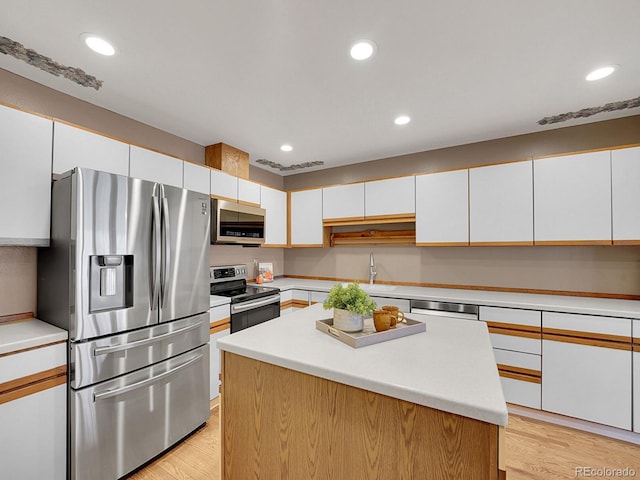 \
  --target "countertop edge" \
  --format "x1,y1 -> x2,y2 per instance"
0,319 -> 68,356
